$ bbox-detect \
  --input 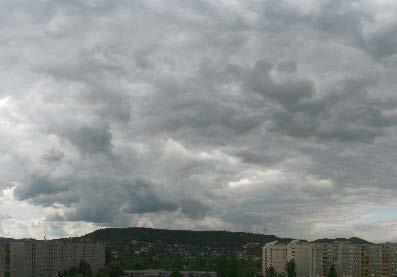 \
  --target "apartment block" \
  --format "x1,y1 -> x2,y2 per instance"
390,244 -> 397,276
379,243 -> 397,277
359,244 -> 382,277
263,240 -> 310,277
309,243 -> 339,277
263,241 -> 288,275
9,241 -> 105,277
264,241 -> 397,277
337,242 -> 361,277
0,244 -> 5,277
288,241 -> 310,277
